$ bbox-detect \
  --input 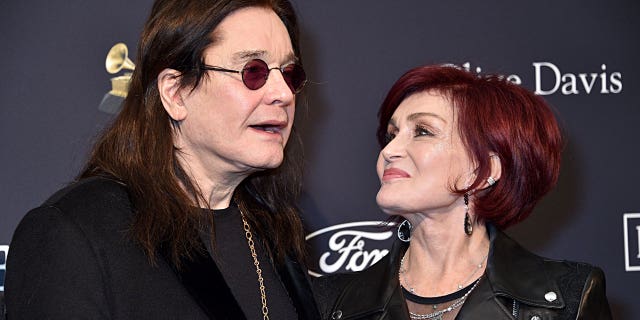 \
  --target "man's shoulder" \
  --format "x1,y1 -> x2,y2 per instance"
42,176 -> 129,210
17,176 -> 133,239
